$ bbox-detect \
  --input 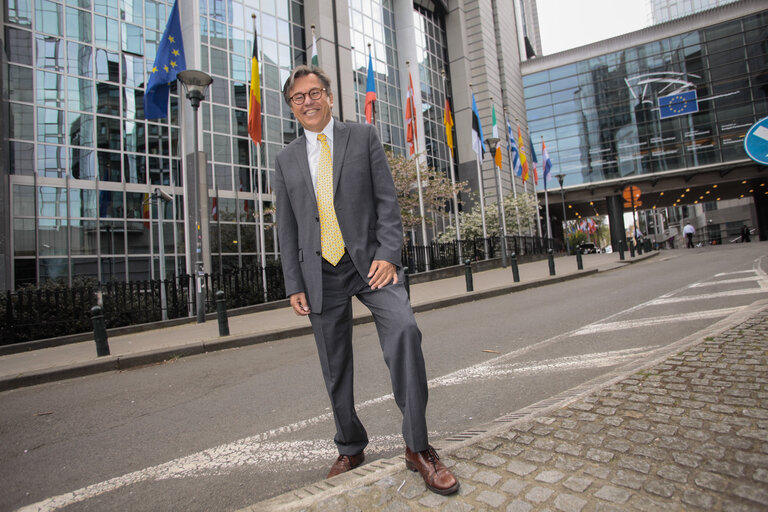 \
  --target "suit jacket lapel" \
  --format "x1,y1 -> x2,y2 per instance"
291,134 -> 316,205
333,120 -> 350,195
